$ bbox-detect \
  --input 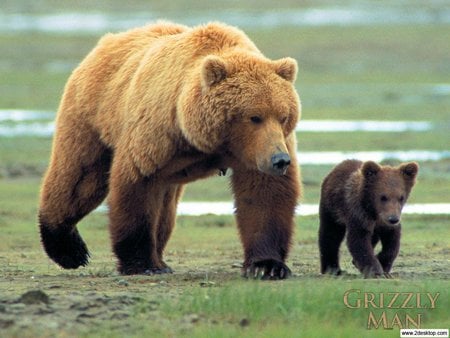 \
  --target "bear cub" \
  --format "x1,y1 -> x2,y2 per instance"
318,159 -> 418,278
